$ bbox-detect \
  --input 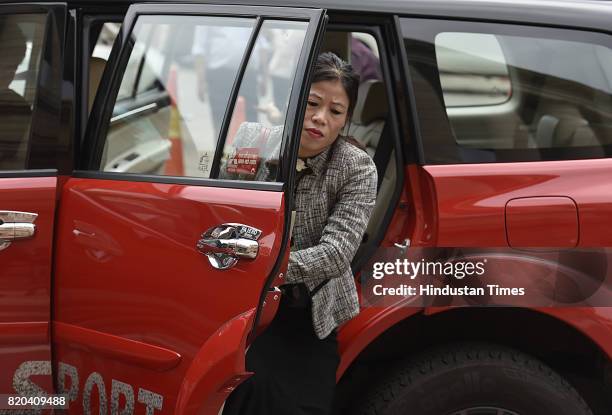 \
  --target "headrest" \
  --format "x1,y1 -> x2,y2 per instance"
352,80 -> 387,125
